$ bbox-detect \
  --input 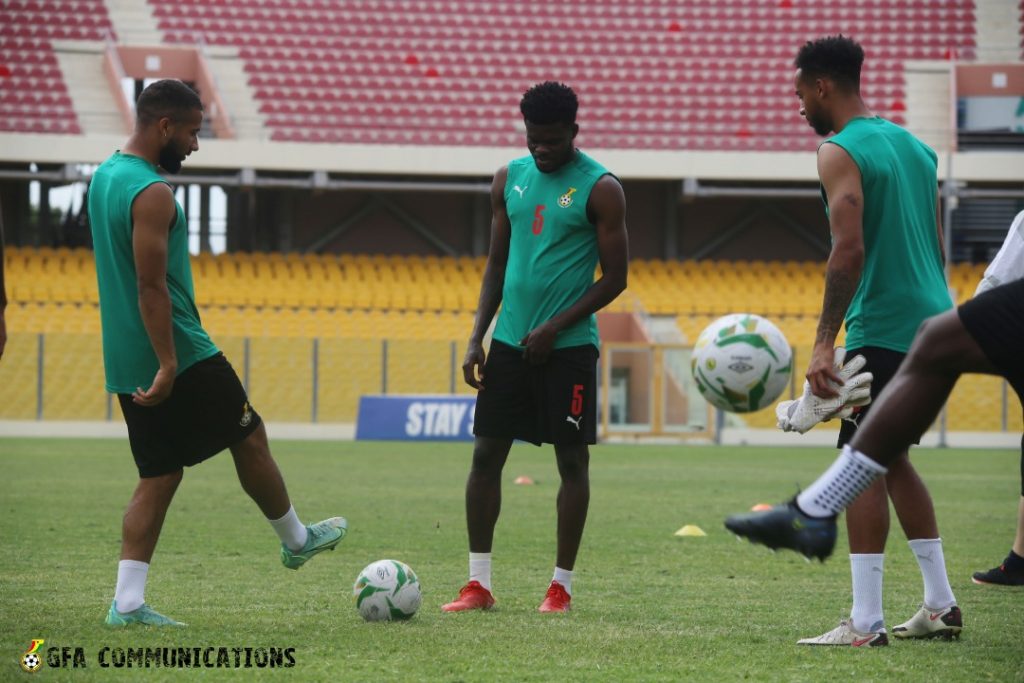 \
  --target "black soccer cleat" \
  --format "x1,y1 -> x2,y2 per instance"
724,500 -> 837,562
972,561 -> 1024,587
